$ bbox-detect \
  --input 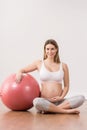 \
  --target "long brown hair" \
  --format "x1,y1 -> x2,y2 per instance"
43,39 -> 60,63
